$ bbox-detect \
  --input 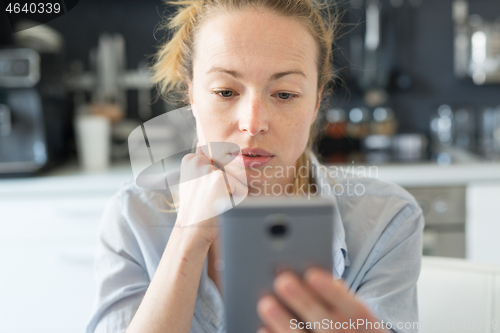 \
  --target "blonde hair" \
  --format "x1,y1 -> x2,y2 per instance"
151,0 -> 339,199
